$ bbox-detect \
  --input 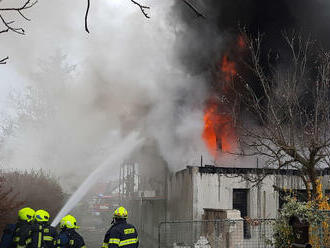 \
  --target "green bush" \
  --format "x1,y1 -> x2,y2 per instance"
270,196 -> 324,248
